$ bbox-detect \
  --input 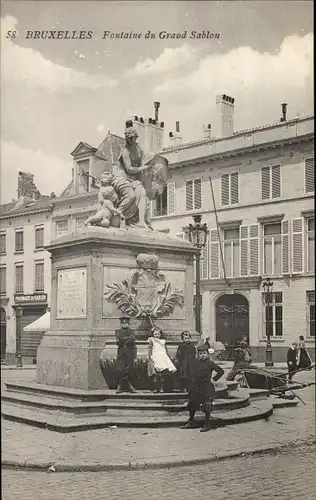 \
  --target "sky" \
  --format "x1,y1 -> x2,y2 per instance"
0,0 -> 314,203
